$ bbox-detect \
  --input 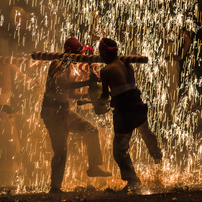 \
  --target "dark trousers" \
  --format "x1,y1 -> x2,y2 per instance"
41,107 -> 102,189
113,132 -> 137,181
113,121 -> 160,182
